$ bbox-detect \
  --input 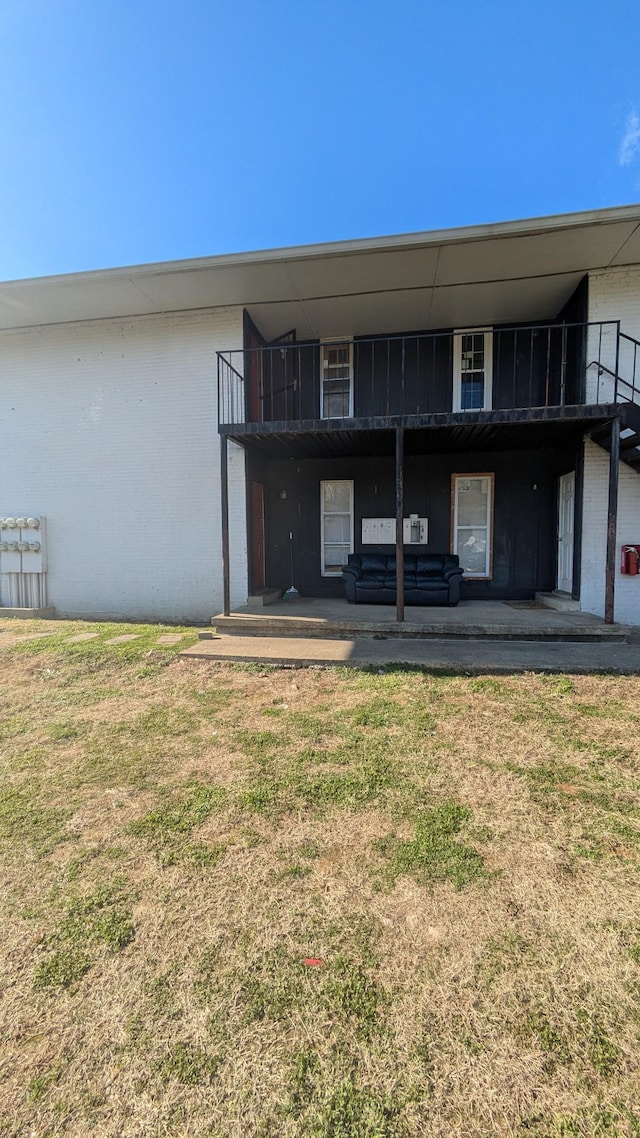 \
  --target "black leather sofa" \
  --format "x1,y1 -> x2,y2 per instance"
342,553 -> 464,606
